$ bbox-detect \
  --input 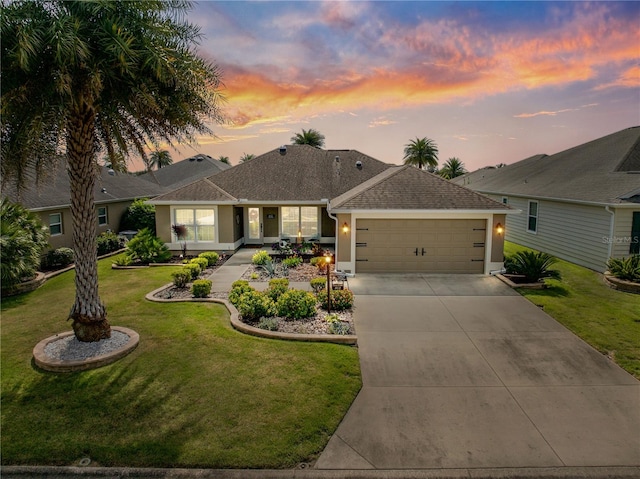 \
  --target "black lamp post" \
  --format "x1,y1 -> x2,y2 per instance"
325,253 -> 332,314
